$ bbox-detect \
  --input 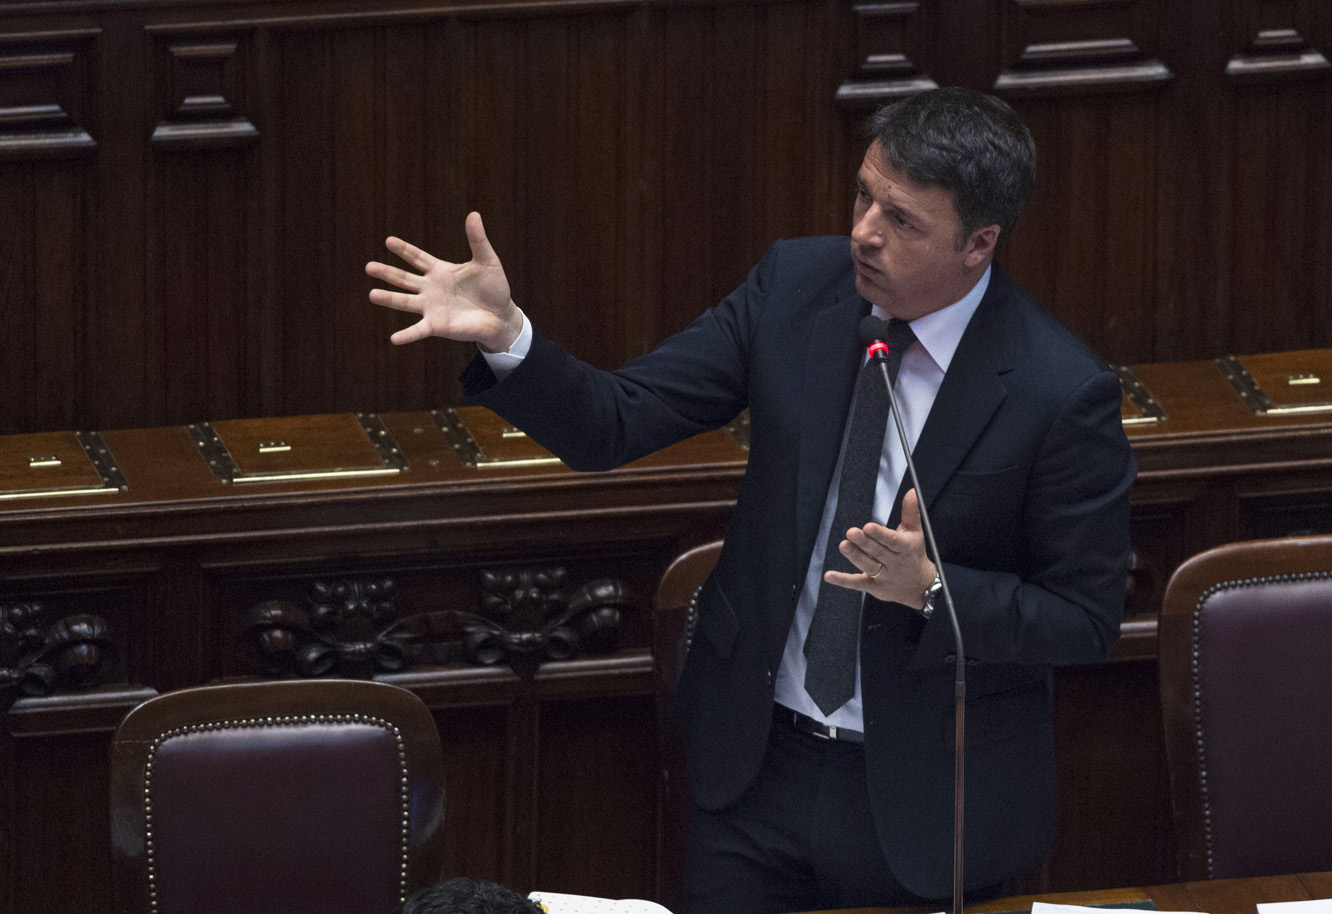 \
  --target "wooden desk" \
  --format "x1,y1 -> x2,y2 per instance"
811,872 -> 1332,914
7,350 -> 1332,913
